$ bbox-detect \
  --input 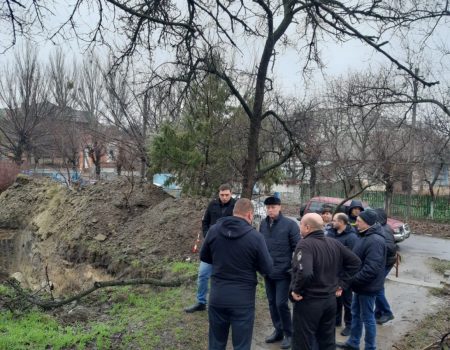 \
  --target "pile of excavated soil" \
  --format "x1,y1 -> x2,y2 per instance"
0,175 -> 207,293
